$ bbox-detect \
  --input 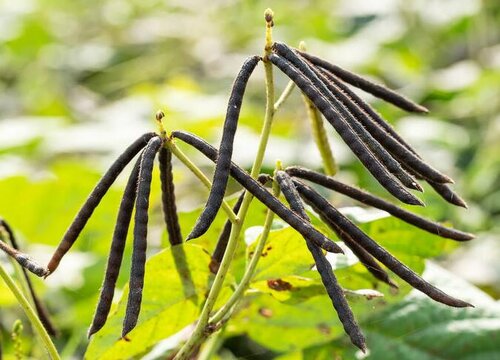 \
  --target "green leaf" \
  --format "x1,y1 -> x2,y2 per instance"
247,226 -> 317,282
275,263 -> 500,359
237,207 -> 468,354
0,162 -> 123,254
0,274 -> 17,306
85,244 -> 232,360
231,293 -> 349,352
250,276 -> 326,303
